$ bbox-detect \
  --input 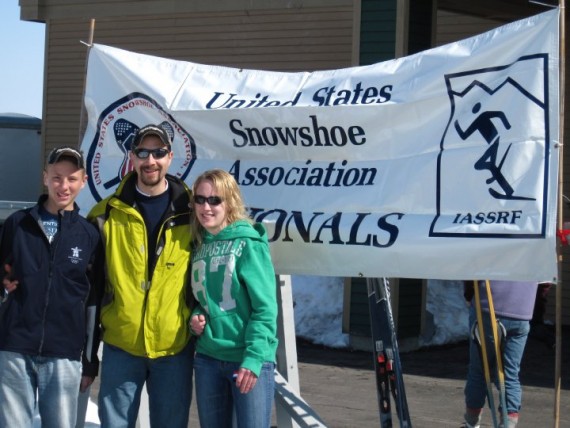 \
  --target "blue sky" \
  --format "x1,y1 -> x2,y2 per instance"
0,2 -> 45,118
